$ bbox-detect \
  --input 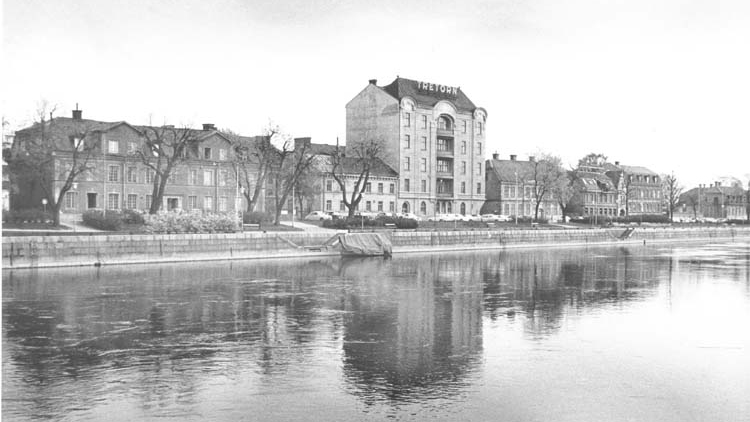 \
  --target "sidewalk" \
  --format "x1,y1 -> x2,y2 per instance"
278,220 -> 339,232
